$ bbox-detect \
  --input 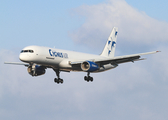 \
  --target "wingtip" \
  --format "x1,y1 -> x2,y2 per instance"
156,51 -> 161,53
